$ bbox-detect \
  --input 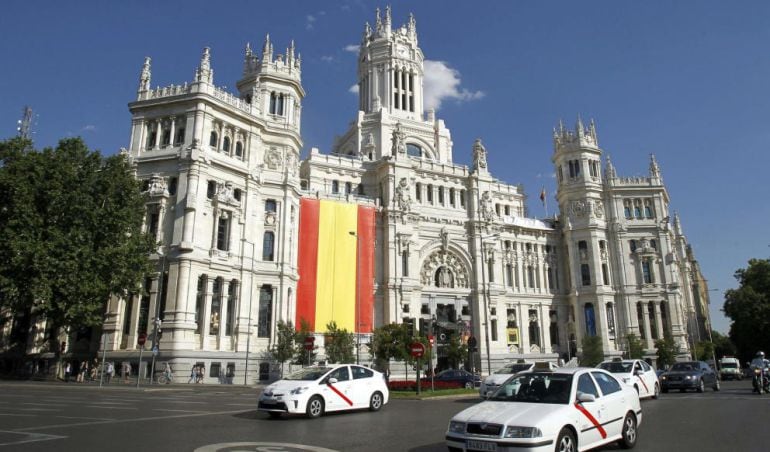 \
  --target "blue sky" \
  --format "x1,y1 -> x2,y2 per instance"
2,0 -> 769,334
